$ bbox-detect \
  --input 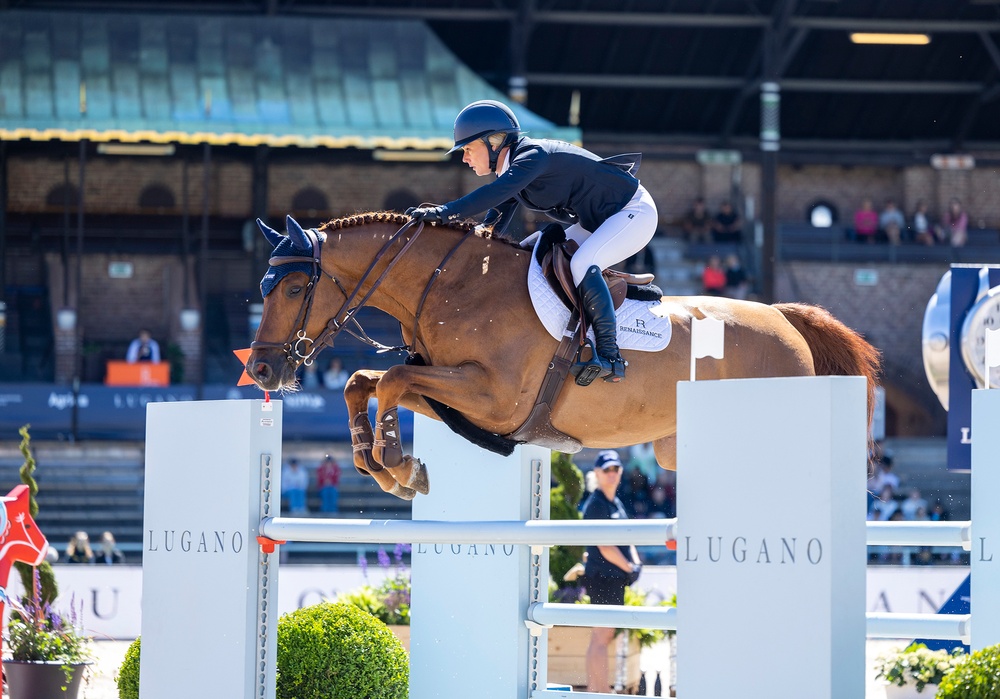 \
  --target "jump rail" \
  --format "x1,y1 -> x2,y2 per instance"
260,515 -> 976,644
262,516 -> 972,548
